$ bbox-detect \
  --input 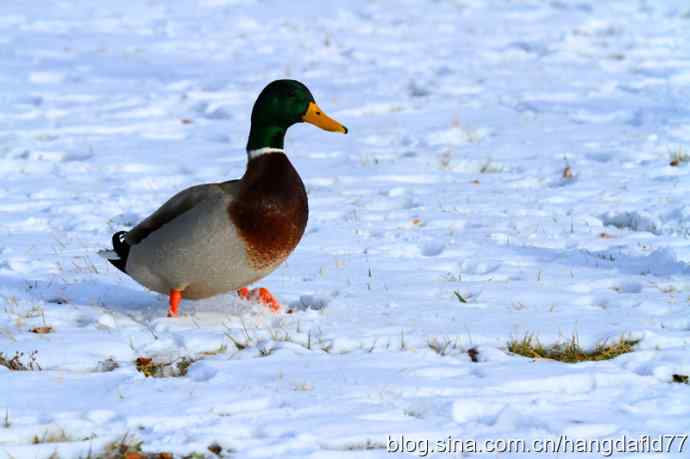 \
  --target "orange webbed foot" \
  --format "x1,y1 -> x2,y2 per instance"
237,287 -> 250,301
236,287 -> 281,313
